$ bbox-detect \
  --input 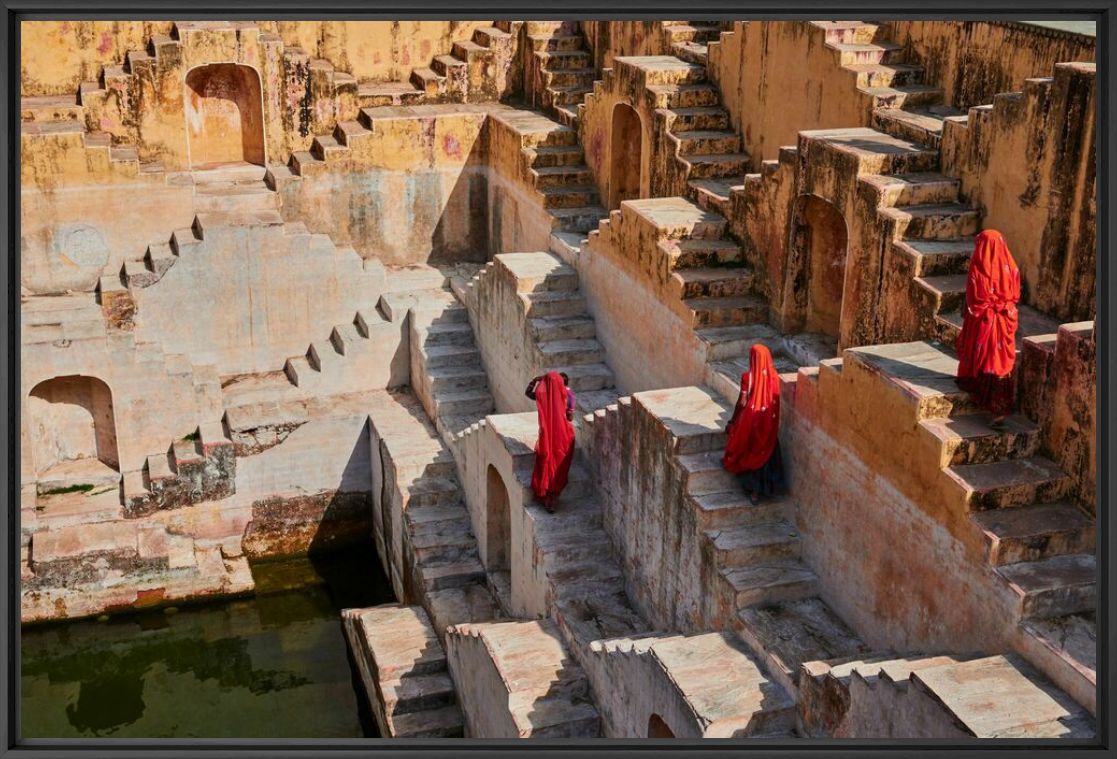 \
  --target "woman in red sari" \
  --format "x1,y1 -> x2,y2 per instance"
527,371 -> 576,512
723,344 -> 785,505
955,230 -> 1021,428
